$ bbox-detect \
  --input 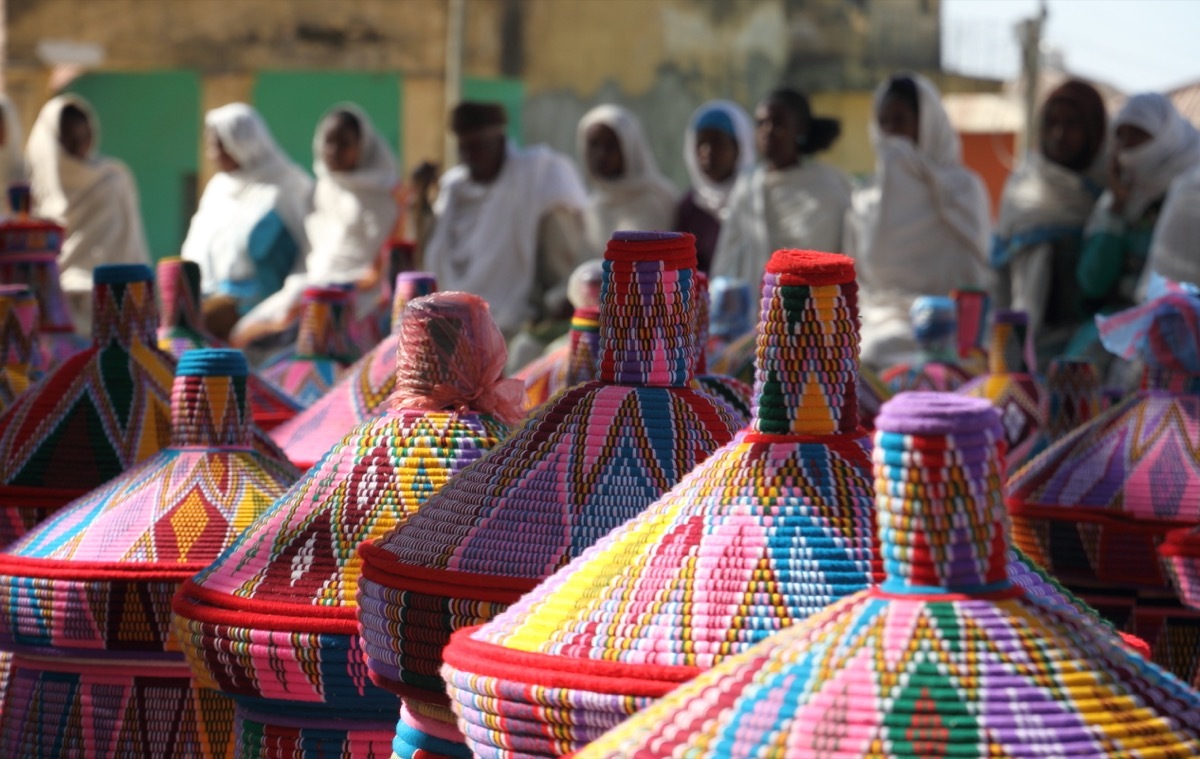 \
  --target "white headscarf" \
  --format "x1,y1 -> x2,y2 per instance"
181,103 -> 313,296
304,103 -> 398,283
0,95 -> 25,189
1096,93 -> 1200,224
238,104 -> 399,328
1147,164 -> 1200,290
26,94 -> 150,323
577,104 -> 679,253
682,100 -> 755,217
847,73 -> 991,368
